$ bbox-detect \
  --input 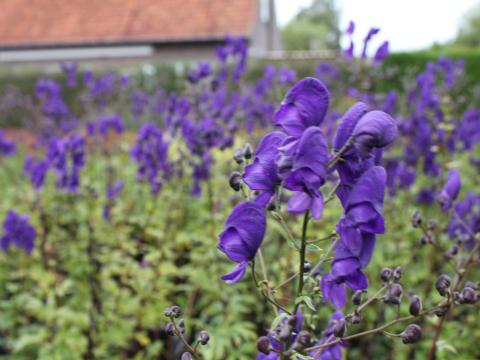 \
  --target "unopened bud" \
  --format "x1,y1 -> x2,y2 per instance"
181,352 -> 192,360
233,149 -> 244,164
381,268 -> 393,282
304,261 -> 312,273
409,295 -> 422,316
427,219 -> 438,231
435,274 -> 451,297
257,336 -> 271,354
401,324 -> 422,344
164,322 -> 175,336
384,283 -> 403,305
243,143 -> 253,160
333,319 -> 347,338
459,287 -> 478,304
294,330 -> 311,349
229,171 -> 242,191
178,319 -> 186,334
170,305 -> 182,318
411,210 -> 422,227
164,307 -> 173,317
199,330 -> 210,345
393,266 -> 403,281
352,290 -> 363,305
